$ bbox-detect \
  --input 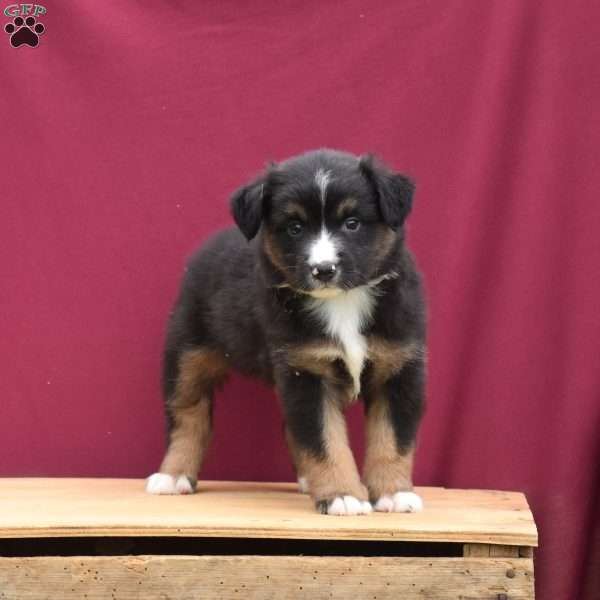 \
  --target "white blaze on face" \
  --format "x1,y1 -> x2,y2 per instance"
307,168 -> 374,395
309,168 -> 338,267
308,228 -> 338,266
314,168 -> 331,204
